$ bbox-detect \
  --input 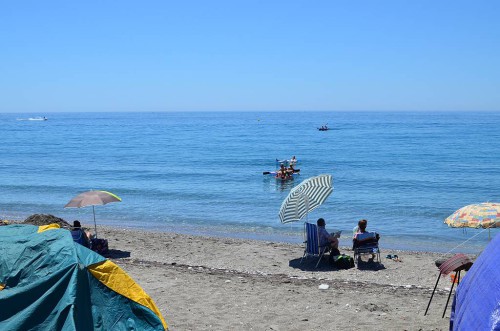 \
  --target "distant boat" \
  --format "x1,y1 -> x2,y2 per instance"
17,117 -> 48,121
276,157 -> 298,166
318,125 -> 329,131
275,173 -> 298,181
